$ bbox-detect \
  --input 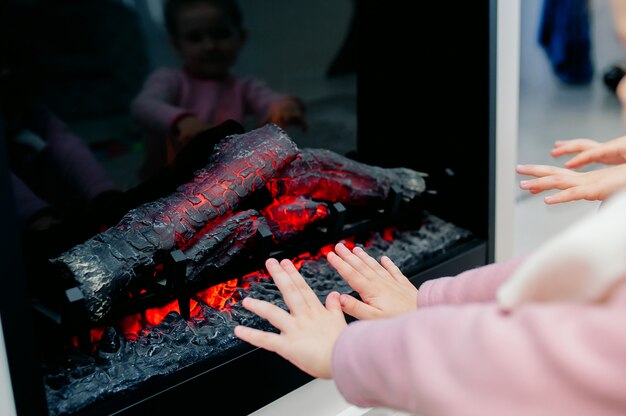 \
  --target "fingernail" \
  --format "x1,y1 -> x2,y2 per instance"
519,181 -> 529,189
336,243 -> 348,252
